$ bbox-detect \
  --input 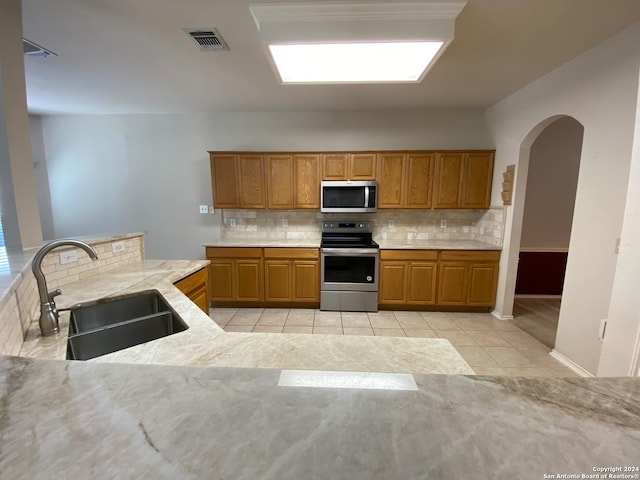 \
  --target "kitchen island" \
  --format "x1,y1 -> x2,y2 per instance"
1,354 -> 638,479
